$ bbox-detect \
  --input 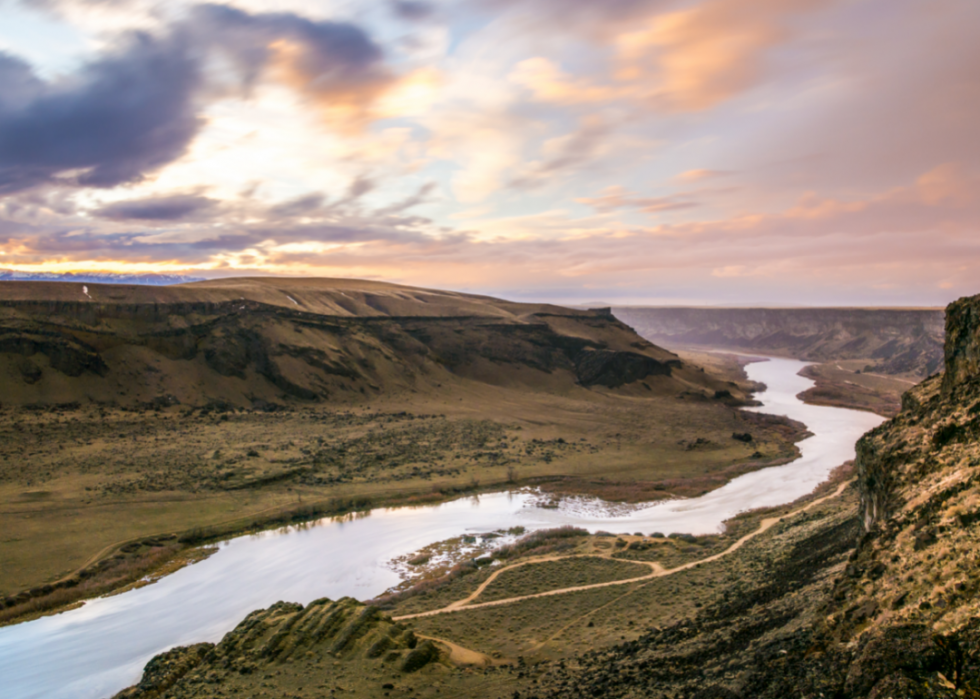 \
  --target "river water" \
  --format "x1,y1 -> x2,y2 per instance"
0,358 -> 884,699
